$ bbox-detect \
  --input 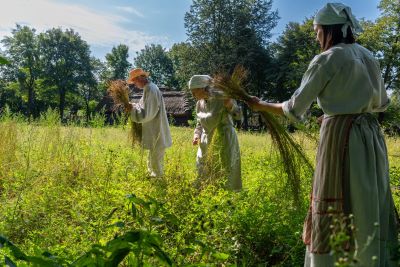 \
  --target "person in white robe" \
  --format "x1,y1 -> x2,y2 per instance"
189,75 -> 242,191
246,3 -> 398,266
125,68 -> 172,177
